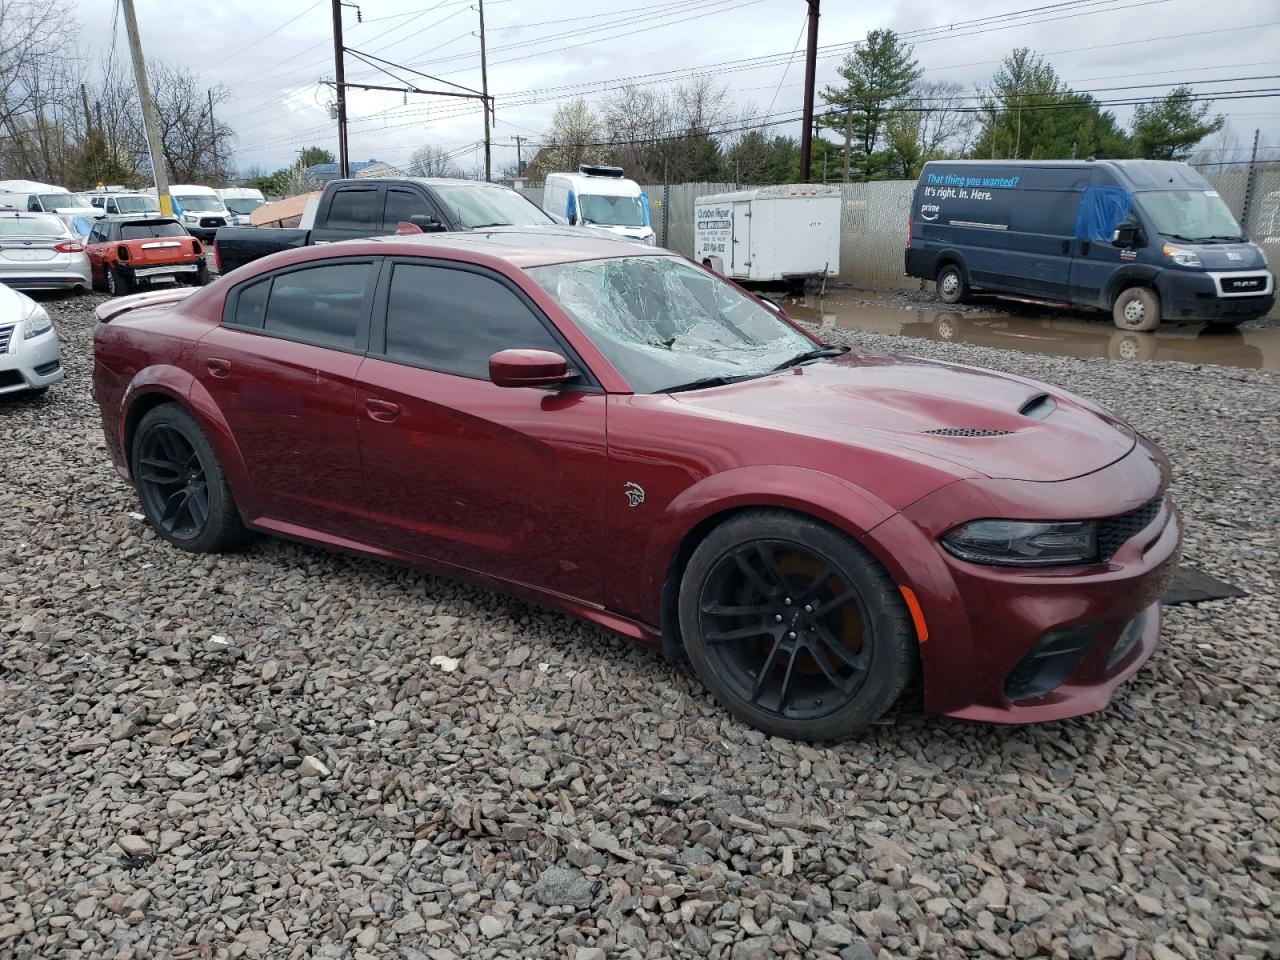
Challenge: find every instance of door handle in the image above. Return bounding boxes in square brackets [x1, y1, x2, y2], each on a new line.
[1060, 240, 1070, 255]
[1081, 240, 1091, 256]
[364, 398, 401, 423]
[206, 357, 232, 378]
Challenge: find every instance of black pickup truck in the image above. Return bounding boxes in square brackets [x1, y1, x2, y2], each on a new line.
[213, 177, 558, 274]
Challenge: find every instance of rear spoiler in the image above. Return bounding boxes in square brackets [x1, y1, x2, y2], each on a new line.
[95, 287, 198, 324]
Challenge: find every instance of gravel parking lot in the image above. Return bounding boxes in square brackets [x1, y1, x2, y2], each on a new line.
[1, 293, 1277, 960]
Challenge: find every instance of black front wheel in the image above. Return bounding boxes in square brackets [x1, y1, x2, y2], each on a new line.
[678, 511, 915, 741]
[131, 405, 249, 552]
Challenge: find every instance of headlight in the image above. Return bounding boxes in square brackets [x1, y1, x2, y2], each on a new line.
[183, 213, 198, 222]
[1162, 243, 1201, 267]
[22, 302, 53, 340]
[941, 519, 1098, 567]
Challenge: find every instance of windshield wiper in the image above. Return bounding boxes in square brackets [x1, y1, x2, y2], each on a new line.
[1194, 234, 1245, 243]
[1161, 232, 1199, 243]
[771, 345, 849, 371]
[656, 373, 761, 394]
[469, 221, 512, 228]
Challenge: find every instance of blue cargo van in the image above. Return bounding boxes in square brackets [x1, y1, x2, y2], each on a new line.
[905, 159, 1274, 330]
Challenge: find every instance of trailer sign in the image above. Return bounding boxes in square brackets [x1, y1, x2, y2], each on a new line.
[695, 204, 732, 255]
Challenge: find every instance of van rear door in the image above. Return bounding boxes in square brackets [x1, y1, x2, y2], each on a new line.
[731, 202, 751, 276]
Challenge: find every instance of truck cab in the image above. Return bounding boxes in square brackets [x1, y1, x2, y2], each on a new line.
[543, 166, 654, 245]
[906, 159, 1274, 330]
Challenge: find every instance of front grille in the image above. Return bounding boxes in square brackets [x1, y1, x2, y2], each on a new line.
[1219, 274, 1267, 294]
[33, 359, 60, 377]
[1098, 498, 1162, 561]
[199, 217, 226, 228]
[0, 324, 12, 353]
[922, 427, 1013, 437]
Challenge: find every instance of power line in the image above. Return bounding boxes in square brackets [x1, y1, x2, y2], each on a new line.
[208, 0, 325, 69]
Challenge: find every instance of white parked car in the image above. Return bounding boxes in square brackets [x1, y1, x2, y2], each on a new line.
[0, 283, 63, 396]
[0, 212, 91, 292]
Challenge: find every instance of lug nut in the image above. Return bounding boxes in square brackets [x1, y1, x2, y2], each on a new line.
[774, 614, 783, 622]
[784, 597, 792, 605]
[804, 604, 813, 613]
[787, 631, 797, 640]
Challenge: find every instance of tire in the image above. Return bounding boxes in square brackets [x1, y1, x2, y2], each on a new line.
[191, 263, 211, 286]
[130, 404, 249, 553]
[677, 510, 915, 741]
[936, 263, 967, 304]
[106, 266, 133, 297]
[1112, 286, 1160, 331]
[1107, 331, 1158, 362]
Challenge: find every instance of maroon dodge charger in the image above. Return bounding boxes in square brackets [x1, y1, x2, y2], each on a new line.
[92, 229, 1181, 741]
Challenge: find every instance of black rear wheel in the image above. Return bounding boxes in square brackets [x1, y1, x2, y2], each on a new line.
[678, 511, 915, 740]
[131, 405, 249, 552]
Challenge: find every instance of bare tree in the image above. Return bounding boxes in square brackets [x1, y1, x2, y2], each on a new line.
[881, 80, 976, 179]
[408, 145, 463, 178]
[525, 98, 610, 185]
[1190, 122, 1243, 172]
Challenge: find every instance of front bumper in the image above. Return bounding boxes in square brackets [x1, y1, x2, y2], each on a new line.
[1156, 268, 1275, 322]
[0, 327, 64, 394]
[865, 438, 1181, 722]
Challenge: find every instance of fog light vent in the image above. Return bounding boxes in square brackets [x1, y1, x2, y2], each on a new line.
[1004, 623, 1099, 702]
[1106, 610, 1148, 670]
[922, 427, 1013, 437]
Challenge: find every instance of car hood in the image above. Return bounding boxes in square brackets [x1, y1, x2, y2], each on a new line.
[669, 349, 1136, 482]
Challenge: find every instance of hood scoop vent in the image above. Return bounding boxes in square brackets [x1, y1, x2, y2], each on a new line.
[922, 427, 1013, 437]
[1020, 394, 1058, 420]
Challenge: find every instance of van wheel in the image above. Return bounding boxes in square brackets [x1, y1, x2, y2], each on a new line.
[936, 264, 967, 304]
[1112, 286, 1160, 331]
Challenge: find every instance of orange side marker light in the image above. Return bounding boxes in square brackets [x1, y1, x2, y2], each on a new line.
[899, 586, 929, 643]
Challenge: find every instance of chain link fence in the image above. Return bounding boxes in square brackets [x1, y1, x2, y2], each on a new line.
[521, 167, 1280, 318]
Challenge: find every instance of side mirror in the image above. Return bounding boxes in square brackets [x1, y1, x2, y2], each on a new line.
[409, 213, 445, 233]
[489, 349, 575, 389]
[1112, 221, 1141, 247]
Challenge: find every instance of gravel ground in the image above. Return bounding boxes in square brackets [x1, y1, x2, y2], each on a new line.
[1, 292, 1277, 960]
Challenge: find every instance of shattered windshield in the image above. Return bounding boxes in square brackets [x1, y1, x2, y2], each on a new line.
[528, 256, 815, 393]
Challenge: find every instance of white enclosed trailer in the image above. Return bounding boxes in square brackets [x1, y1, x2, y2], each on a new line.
[696, 183, 844, 281]
[693, 184, 841, 284]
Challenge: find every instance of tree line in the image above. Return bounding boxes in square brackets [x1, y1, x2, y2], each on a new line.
[522, 31, 1229, 187]
[0, 1, 235, 188]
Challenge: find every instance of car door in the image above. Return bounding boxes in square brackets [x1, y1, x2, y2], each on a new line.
[85, 222, 111, 282]
[356, 259, 608, 603]
[194, 257, 379, 538]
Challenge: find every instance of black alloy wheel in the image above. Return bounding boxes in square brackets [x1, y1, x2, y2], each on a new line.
[136, 423, 209, 540]
[130, 405, 249, 553]
[679, 511, 914, 741]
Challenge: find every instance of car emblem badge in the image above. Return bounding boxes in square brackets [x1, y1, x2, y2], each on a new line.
[624, 482, 645, 508]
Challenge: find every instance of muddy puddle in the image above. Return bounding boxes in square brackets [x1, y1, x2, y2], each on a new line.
[781, 292, 1280, 372]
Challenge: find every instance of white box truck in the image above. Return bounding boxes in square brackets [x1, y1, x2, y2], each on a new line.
[694, 185, 841, 285]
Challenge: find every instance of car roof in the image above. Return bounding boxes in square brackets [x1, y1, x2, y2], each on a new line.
[99, 214, 179, 223]
[367, 226, 673, 267]
[0, 210, 64, 222]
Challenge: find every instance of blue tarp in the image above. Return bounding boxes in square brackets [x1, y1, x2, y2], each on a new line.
[1075, 186, 1133, 242]
[640, 191, 651, 227]
[566, 191, 576, 224]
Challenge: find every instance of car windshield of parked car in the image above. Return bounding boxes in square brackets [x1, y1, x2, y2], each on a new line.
[176, 195, 224, 212]
[116, 196, 160, 213]
[528, 256, 815, 393]
[579, 194, 646, 228]
[1137, 189, 1244, 241]
[0, 217, 65, 237]
[226, 198, 264, 215]
[120, 221, 188, 240]
[430, 184, 554, 228]
[39, 193, 91, 209]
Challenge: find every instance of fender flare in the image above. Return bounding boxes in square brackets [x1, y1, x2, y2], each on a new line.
[651, 465, 900, 662]
[120, 366, 261, 519]
[1105, 264, 1162, 305]
[932, 248, 970, 283]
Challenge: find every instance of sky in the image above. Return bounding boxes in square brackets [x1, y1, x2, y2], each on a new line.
[78, 0, 1280, 177]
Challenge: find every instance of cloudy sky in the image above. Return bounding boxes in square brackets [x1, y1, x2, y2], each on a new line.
[80, 0, 1280, 176]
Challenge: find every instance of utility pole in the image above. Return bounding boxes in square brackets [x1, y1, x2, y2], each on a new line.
[79, 83, 93, 142]
[841, 106, 852, 182]
[798, 0, 820, 183]
[513, 135, 525, 176]
[331, 0, 349, 177]
[207, 89, 219, 179]
[478, 0, 492, 181]
[120, 0, 172, 215]
[1240, 127, 1261, 234]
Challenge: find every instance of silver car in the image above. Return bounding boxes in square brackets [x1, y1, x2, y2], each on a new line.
[0, 283, 64, 396]
[0, 212, 91, 292]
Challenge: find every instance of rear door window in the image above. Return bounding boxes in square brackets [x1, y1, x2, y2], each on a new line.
[326, 188, 380, 231]
[262, 262, 375, 350]
[380, 263, 564, 379]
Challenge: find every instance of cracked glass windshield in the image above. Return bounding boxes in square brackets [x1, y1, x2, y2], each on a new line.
[528, 256, 815, 393]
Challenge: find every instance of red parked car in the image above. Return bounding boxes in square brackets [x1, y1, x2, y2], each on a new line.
[92, 230, 1181, 740]
[85, 215, 209, 295]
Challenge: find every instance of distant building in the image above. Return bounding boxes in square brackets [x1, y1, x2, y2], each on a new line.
[302, 159, 406, 189]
